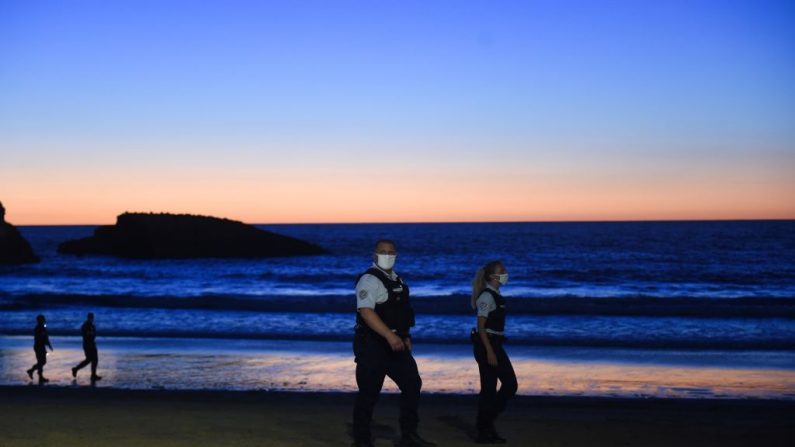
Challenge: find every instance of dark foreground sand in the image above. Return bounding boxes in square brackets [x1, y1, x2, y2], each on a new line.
[1, 386, 793, 447]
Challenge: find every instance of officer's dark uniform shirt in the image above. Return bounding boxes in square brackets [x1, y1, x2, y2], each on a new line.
[475, 284, 506, 335]
[355, 263, 415, 337]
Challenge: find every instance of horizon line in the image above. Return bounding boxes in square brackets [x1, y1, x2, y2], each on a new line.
[14, 217, 795, 227]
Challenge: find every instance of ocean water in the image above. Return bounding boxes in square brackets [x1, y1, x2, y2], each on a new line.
[1, 221, 794, 397]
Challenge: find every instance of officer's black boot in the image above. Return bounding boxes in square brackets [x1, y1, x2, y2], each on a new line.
[475, 411, 506, 444]
[475, 412, 492, 443]
[490, 430, 507, 444]
[476, 431, 506, 444]
[475, 431, 492, 444]
[398, 431, 436, 447]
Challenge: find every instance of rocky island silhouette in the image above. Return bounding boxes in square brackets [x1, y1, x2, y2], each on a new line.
[0, 201, 40, 264]
[58, 212, 327, 259]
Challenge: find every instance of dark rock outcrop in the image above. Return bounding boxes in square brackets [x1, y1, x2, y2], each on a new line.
[58, 212, 327, 259]
[0, 201, 40, 264]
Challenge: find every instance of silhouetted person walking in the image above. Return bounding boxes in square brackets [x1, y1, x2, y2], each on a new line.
[72, 312, 101, 381]
[26, 314, 53, 383]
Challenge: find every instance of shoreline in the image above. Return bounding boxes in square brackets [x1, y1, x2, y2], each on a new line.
[2, 330, 794, 351]
[3, 335, 794, 400]
[2, 386, 794, 446]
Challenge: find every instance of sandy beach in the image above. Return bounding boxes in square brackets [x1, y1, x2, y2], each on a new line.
[1, 386, 793, 447]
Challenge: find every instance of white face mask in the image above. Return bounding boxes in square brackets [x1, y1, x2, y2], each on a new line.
[495, 273, 509, 285]
[376, 254, 396, 270]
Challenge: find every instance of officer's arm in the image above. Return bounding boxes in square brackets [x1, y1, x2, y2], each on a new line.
[358, 308, 405, 351]
[475, 292, 496, 359]
[403, 308, 413, 350]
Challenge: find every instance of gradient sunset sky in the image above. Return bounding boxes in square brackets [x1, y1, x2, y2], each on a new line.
[1, 0, 793, 225]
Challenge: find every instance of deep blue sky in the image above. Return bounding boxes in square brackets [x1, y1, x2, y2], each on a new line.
[1, 0, 793, 223]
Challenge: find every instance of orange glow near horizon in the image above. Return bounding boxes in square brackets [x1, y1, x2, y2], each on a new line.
[2, 142, 794, 225]
[2, 170, 793, 225]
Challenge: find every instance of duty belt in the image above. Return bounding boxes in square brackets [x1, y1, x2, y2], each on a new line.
[356, 324, 408, 338]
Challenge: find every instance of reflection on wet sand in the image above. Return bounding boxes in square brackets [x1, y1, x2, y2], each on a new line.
[1, 336, 793, 399]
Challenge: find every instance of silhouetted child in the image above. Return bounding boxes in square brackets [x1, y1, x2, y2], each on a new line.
[26, 314, 53, 383]
[72, 312, 102, 381]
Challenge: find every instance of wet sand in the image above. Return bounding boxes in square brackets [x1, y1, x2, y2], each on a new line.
[1, 386, 793, 447]
[3, 336, 794, 400]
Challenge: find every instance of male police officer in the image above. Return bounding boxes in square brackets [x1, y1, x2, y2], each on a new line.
[72, 312, 102, 381]
[26, 314, 53, 383]
[352, 239, 435, 447]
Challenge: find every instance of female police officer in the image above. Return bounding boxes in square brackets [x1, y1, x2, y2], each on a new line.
[352, 239, 435, 447]
[471, 260, 518, 444]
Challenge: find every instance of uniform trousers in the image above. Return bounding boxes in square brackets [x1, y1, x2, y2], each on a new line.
[472, 332, 518, 432]
[353, 332, 421, 442]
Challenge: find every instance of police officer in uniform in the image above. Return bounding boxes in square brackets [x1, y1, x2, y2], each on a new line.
[352, 239, 435, 447]
[26, 314, 53, 383]
[471, 260, 517, 444]
[72, 312, 102, 381]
